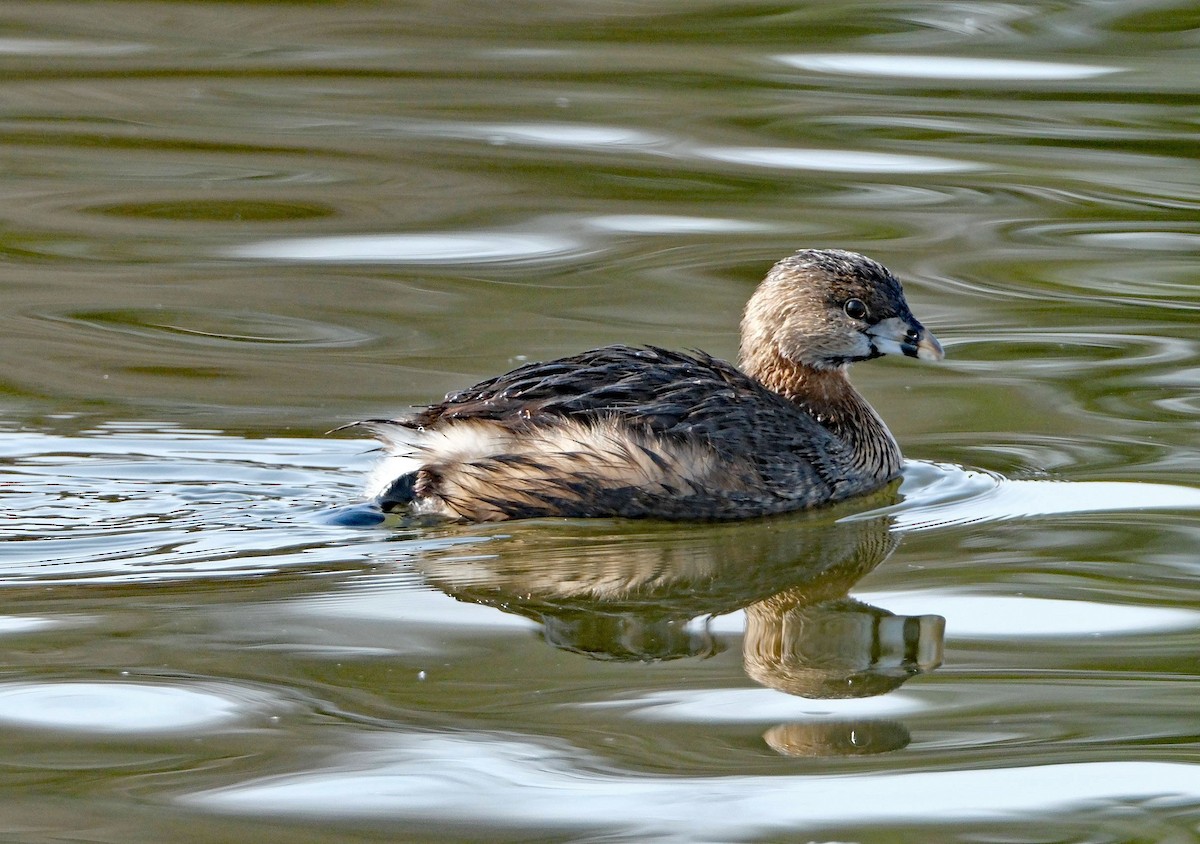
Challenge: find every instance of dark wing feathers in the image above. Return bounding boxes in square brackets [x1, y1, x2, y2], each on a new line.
[418, 345, 760, 427]
[416, 346, 715, 425]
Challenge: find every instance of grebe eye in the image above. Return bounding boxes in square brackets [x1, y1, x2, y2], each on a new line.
[844, 298, 868, 320]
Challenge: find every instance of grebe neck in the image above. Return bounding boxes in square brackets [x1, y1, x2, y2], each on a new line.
[742, 347, 902, 481]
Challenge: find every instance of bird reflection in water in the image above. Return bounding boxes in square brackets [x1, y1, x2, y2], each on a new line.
[410, 487, 944, 757]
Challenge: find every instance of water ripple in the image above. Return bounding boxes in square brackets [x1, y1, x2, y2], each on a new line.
[84, 200, 335, 223]
[1, 429, 392, 584]
[39, 308, 373, 349]
[873, 461, 1200, 531]
[1011, 220, 1200, 254]
[947, 331, 1195, 376]
[941, 330, 1200, 429]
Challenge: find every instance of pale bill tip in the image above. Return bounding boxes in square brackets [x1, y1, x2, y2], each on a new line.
[916, 333, 945, 362]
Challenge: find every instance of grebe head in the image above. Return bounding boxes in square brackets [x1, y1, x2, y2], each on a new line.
[740, 249, 943, 372]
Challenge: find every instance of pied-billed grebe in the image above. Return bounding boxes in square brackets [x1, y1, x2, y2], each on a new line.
[352, 249, 943, 521]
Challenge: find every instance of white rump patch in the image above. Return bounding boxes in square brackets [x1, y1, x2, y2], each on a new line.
[361, 417, 749, 520]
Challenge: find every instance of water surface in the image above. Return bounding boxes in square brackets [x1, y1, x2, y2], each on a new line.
[2, 2, 1200, 842]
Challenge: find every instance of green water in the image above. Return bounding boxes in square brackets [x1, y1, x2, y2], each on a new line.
[2, 2, 1200, 841]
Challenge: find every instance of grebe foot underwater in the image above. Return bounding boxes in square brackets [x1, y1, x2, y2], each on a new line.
[348, 249, 944, 522]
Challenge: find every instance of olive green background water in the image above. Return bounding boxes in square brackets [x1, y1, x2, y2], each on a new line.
[3, 2, 1200, 842]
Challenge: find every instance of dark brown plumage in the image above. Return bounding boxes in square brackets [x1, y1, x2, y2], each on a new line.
[352, 248, 943, 521]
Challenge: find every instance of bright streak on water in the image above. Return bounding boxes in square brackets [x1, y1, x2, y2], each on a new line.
[451, 122, 663, 148]
[226, 232, 585, 264]
[0, 38, 149, 56]
[852, 594, 1200, 639]
[777, 53, 1122, 80]
[0, 617, 62, 635]
[697, 146, 980, 173]
[587, 214, 771, 234]
[580, 687, 925, 722]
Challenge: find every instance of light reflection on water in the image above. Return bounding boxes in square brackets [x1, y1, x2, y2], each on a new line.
[851, 593, 1200, 639]
[185, 732, 1200, 840]
[228, 231, 588, 264]
[694, 145, 980, 173]
[0, 681, 270, 734]
[2, 0, 1200, 840]
[775, 53, 1123, 80]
